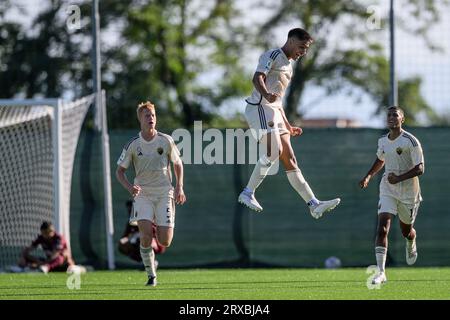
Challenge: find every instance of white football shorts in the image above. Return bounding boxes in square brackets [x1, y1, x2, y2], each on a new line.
[130, 192, 175, 228]
[378, 195, 420, 224]
[245, 103, 289, 141]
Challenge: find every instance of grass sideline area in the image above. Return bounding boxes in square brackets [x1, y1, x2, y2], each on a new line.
[0, 268, 449, 300]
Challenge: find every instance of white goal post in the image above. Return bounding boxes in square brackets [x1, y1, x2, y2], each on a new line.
[0, 92, 115, 270]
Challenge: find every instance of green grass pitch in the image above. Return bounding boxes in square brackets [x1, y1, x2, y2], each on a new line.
[1, 268, 449, 300]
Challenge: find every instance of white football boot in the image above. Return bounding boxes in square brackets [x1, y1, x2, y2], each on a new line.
[238, 190, 263, 212]
[371, 271, 387, 285]
[406, 238, 418, 265]
[310, 198, 341, 219]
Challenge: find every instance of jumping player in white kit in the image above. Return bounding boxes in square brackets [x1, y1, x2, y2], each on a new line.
[238, 28, 340, 219]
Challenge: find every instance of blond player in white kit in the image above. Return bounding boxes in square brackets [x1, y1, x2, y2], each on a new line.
[360, 106, 424, 285]
[116, 101, 186, 286]
[238, 28, 340, 218]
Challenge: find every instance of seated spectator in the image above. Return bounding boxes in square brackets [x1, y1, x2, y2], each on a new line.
[18, 221, 81, 273]
[118, 200, 166, 263]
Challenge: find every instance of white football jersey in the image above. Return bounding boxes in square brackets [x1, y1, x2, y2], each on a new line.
[376, 130, 424, 204]
[245, 48, 292, 109]
[117, 131, 181, 196]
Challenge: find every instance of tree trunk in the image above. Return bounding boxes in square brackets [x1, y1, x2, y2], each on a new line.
[179, 95, 194, 127]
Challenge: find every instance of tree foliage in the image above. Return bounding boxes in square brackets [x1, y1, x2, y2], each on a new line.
[0, 0, 92, 98]
[257, 0, 447, 124]
[94, 0, 253, 128]
[0, 0, 447, 128]
[0, 0, 252, 129]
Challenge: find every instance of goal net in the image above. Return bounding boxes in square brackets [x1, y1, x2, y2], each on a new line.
[0, 95, 96, 269]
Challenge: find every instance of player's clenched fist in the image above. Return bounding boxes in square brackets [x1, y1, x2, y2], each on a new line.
[359, 176, 370, 189]
[290, 127, 303, 137]
[129, 185, 141, 198]
[264, 92, 280, 103]
[175, 185, 186, 205]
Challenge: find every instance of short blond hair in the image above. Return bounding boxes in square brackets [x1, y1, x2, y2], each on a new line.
[136, 101, 155, 119]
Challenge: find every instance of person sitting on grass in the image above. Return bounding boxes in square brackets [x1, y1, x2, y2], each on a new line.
[18, 221, 83, 274]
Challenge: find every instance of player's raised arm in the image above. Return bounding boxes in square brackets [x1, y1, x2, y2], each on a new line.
[252, 72, 280, 103]
[253, 70, 301, 136]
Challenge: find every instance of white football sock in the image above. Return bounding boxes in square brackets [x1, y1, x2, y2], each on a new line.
[406, 237, 416, 250]
[375, 246, 387, 273]
[246, 155, 274, 192]
[286, 169, 317, 204]
[140, 245, 156, 278]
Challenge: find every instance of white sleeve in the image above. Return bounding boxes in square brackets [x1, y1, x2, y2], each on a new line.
[117, 147, 132, 169]
[168, 138, 182, 164]
[376, 139, 385, 161]
[255, 51, 273, 75]
[410, 143, 424, 170]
